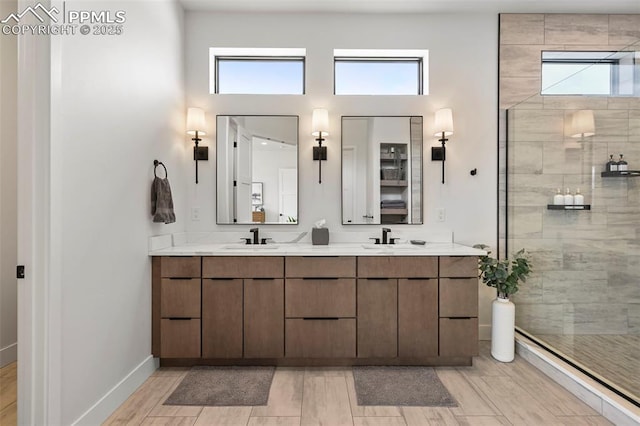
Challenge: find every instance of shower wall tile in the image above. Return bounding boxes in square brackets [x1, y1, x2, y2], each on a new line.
[517, 303, 564, 334]
[511, 206, 543, 238]
[608, 15, 640, 45]
[608, 97, 640, 110]
[607, 270, 640, 304]
[543, 97, 608, 111]
[541, 271, 608, 303]
[509, 237, 563, 270]
[628, 304, 640, 335]
[593, 110, 630, 144]
[513, 110, 564, 142]
[542, 141, 585, 175]
[511, 173, 562, 206]
[513, 141, 543, 174]
[563, 303, 628, 334]
[512, 275, 543, 304]
[500, 45, 546, 78]
[500, 78, 541, 110]
[629, 110, 640, 140]
[544, 14, 609, 45]
[561, 243, 611, 272]
[500, 14, 544, 45]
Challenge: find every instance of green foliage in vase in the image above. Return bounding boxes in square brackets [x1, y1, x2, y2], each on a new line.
[473, 244, 532, 299]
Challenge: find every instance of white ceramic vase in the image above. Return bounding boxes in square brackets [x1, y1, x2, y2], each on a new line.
[491, 297, 515, 362]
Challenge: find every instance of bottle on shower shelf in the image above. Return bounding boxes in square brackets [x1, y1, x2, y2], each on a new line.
[618, 154, 628, 172]
[607, 155, 618, 172]
[564, 188, 574, 206]
[574, 188, 584, 206]
[553, 188, 564, 205]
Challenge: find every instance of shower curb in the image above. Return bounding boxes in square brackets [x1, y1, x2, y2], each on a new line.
[515, 334, 640, 425]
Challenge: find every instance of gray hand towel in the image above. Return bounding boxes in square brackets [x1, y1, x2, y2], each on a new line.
[151, 176, 176, 224]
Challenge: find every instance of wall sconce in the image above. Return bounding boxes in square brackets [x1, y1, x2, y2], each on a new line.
[312, 108, 329, 184]
[432, 108, 454, 184]
[186, 107, 209, 184]
[571, 110, 595, 139]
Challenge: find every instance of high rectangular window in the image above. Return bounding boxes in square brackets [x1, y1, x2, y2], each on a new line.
[210, 48, 306, 95]
[334, 49, 428, 95]
[541, 51, 639, 96]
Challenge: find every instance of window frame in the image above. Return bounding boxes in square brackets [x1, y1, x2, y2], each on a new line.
[541, 51, 638, 96]
[210, 48, 306, 95]
[333, 49, 429, 96]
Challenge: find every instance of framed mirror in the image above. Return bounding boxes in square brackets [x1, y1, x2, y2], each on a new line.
[217, 115, 299, 224]
[342, 116, 423, 225]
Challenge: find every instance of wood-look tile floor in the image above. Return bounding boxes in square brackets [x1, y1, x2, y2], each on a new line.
[104, 343, 614, 425]
[0, 362, 17, 426]
[535, 334, 640, 405]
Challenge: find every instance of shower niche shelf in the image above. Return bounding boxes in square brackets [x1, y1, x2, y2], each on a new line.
[547, 205, 591, 211]
[601, 171, 640, 177]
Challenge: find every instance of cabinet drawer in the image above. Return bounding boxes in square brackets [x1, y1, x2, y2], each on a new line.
[440, 256, 477, 278]
[357, 256, 437, 278]
[285, 279, 355, 318]
[439, 318, 478, 357]
[285, 318, 356, 358]
[286, 256, 356, 278]
[160, 279, 201, 318]
[203, 256, 284, 278]
[440, 278, 478, 318]
[160, 256, 201, 278]
[160, 318, 201, 358]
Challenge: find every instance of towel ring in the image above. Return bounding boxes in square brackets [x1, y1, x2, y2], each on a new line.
[153, 160, 168, 178]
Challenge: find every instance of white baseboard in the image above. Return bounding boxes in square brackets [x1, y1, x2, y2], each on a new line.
[71, 355, 158, 426]
[0, 342, 17, 367]
[516, 335, 640, 425]
[479, 324, 491, 341]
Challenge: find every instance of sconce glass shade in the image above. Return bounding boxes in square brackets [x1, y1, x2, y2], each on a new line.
[187, 107, 207, 136]
[434, 108, 454, 137]
[571, 110, 595, 138]
[311, 108, 329, 136]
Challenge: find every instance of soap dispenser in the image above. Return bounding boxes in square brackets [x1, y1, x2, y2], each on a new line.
[618, 154, 628, 172]
[607, 155, 618, 172]
[553, 188, 564, 205]
[564, 188, 574, 206]
[574, 188, 584, 206]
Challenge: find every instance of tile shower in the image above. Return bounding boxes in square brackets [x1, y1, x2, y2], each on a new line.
[505, 42, 640, 404]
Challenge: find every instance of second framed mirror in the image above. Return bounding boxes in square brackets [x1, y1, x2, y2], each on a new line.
[342, 116, 423, 225]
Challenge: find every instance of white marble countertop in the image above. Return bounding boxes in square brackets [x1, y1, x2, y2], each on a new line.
[149, 242, 485, 257]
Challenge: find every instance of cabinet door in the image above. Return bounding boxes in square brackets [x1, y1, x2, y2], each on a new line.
[440, 318, 479, 357]
[440, 278, 478, 318]
[160, 278, 201, 318]
[160, 318, 201, 358]
[244, 279, 284, 358]
[357, 279, 397, 358]
[202, 279, 243, 358]
[398, 279, 438, 357]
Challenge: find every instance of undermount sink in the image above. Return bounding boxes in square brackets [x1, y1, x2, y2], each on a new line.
[360, 243, 419, 250]
[223, 244, 280, 250]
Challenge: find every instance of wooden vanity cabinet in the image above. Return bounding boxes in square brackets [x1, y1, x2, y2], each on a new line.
[285, 256, 357, 358]
[398, 279, 438, 357]
[201, 279, 243, 358]
[439, 256, 479, 357]
[202, 256, 285, 359]
[357, 278, 398, 358]
[153, 256, 201, 358]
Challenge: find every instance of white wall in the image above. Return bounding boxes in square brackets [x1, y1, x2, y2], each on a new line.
[185, 11, 498, 334]
[48, 1, 186, 423]
[0, 0, 18, 367]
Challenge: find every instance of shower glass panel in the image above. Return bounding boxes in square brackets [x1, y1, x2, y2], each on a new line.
[505, 40, 640, 405]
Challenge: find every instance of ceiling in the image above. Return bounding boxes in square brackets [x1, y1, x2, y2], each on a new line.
[179, 0, 640, 14]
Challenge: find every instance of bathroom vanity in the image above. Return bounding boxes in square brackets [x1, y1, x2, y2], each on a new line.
[150, 243, 482, 367]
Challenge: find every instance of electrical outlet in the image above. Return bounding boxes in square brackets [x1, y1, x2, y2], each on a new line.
[437, 208, 446, 222]
[191, 207, 200, 221]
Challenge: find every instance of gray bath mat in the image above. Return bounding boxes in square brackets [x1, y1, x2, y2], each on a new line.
[353, 366, 457, 407]
[163, 366, 275, 406]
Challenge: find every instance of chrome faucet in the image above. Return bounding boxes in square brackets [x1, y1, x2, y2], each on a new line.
[250, 227, 259, 245]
